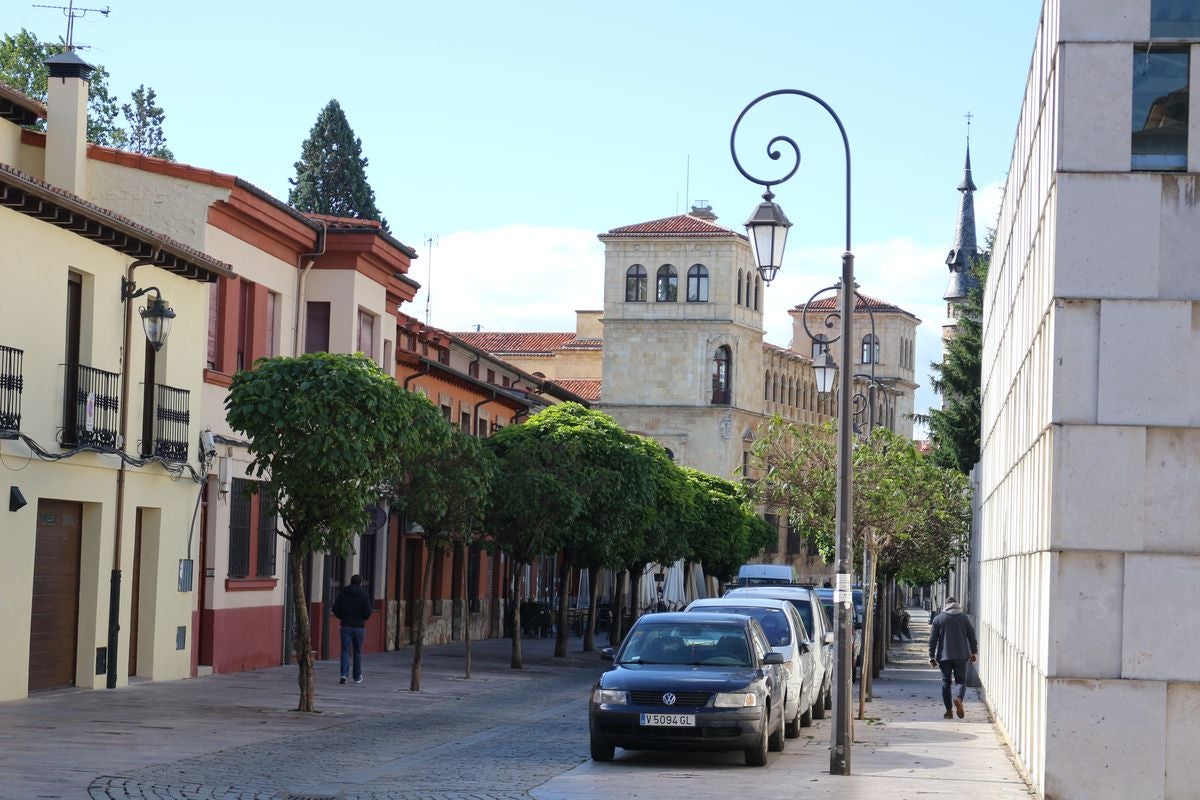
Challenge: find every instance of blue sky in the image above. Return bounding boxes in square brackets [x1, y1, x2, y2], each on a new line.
[16, 0, 1045, 431]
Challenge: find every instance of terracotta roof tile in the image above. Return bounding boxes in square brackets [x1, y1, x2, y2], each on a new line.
[797, 292, 912, 316]
[600, 213, 743, 239]
[456, 332, 580, 355]
[546, 378, 601, 402]
[304, 213, 383, 229]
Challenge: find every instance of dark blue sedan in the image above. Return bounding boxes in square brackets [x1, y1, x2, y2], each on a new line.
[588, 612, 787, 766]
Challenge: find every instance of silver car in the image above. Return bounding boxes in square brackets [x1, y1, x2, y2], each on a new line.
[724, 585, 833, 717]
[686, 596, 816, 735]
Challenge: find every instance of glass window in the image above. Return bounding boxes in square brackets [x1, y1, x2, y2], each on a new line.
[711, 346, 731, 404]
[811, 334, 829, 359]
[686, 264, 709, 302]
[1132, 48, 1189, 171]
[1152, 0, 1200, 37]
[737, 269, 744, 305]
[861, 334, 880, 364]
[625, 264, 647, 302]
[656, 264, 678, 302]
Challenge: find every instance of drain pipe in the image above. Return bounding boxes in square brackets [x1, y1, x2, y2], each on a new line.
[108, 247, 162, 689]
[292, 221, 327, 355]
[403, 360, 431, 390]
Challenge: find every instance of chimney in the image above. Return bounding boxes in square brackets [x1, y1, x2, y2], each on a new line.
[689, 201, 717, 221]
[44, 50, 94, 197]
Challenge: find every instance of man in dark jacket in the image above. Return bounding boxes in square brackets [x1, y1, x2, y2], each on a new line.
[333, 574, 372, 684]
[928, 597, 978, 719]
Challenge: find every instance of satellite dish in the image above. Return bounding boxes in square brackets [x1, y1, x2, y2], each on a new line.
[366, 505, 387, 532]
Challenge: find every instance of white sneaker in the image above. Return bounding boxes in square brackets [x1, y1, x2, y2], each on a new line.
[354, 677, 363, 683]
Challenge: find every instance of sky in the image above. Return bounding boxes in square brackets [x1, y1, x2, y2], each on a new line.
[9, 0, 1046, 433]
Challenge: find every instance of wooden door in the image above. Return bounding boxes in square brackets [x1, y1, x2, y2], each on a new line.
[29, 500, 82, 691]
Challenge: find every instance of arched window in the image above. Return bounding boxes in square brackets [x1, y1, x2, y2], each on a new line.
[754, 275, 761, 310]
[687, 264, 709, 302]
[625, 264, 647, 302]
[862, 334, 880, 364]
[745, 272, 753, 308]
[764, 372, 771, 400]
[772, 373, 779, 403]
[711, 346, 732, 404]
[737, 270, 744, 305]
[656, 264, 678, 302]
[811, 334, 829, 359]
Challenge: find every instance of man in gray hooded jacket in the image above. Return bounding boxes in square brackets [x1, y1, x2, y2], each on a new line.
[928, 597, 978, 719]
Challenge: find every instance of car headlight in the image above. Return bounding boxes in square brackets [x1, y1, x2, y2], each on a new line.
[713, 692, 757, 708]
[593, 688, 629, 705]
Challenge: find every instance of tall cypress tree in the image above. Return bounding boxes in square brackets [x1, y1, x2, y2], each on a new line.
[915, 252, 988, 474]
[288, 99, 388, 230]
[122, 85, 173, 160]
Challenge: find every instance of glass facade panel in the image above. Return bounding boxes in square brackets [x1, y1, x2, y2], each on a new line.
[1132, 49, 1189, 170]
[1152, 0, 1200, 37]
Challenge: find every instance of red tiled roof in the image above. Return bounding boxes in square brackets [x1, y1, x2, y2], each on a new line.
[600, 213, 743, 239]
[304, 213, 383, 229]
[797, 293, 912, 315]
[560, 337, 602, 351]
[456, 332, 579, 355]
[546, 378, 601, 402]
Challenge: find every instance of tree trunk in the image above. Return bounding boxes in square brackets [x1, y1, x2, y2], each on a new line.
[289, 548, 315, 712]
[628, 566, 643, 623]
[554, 551, 572, 658]
[410, 539, 436, 691]
[583, 561, 601, 652]
[509, 562, 524, 669]
[857, 546, 879, 719]
[609, 570, 627, 647]
[462, 542, 472, 680]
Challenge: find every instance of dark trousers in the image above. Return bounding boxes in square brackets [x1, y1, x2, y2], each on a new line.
[340, 626, 365, 681]
[939, 658, 968, 710]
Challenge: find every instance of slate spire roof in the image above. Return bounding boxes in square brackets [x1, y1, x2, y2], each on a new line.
[944, 142, 983, 302]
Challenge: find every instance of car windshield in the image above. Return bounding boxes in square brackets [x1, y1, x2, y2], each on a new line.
[693, 606, 790, 647]
[618, 622, 752, 667]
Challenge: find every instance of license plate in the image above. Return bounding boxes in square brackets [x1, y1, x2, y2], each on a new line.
[640, 713, 695, 727]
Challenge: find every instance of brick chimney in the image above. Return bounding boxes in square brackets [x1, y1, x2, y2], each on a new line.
[44, 50, 94, 197]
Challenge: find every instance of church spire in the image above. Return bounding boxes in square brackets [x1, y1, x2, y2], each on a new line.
[944, 120, 981, 304]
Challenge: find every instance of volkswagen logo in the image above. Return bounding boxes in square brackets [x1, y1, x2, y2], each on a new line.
[662, 693, 676, 706]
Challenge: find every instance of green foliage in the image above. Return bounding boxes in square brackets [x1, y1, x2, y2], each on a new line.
[288, 99, 388, 230]
[916, 249, 990, 474]
[122, 85, 173, 160]
[394, 427, 495, 545]
[749, 417, 971, 580]
[0, 28, 173, 156]
[225, 352, 444, 556]
[679, 468, 769, 583]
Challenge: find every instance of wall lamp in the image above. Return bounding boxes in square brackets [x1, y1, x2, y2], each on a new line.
[121, 277, 176, 351]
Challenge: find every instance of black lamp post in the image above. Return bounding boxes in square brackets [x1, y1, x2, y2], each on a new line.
[731, 88, 856, 775]
[122, 276, 176, 351]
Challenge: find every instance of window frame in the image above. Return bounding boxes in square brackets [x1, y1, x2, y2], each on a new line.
[655, 264, 678, 303]
[625, 264, 647, 302]
[1132, 46, 1190, 171]
[686, 264, 709, 303]
[711, 345, 732, 405]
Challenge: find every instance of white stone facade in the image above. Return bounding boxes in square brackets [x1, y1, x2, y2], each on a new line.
[980, 2, 1200, 796]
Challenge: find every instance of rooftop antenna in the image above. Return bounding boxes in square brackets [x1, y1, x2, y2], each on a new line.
[33, 0, 110, 50]
[685, 154, 691, 212]
[423, 233, 437, 325]
[965, 110, 973, 145]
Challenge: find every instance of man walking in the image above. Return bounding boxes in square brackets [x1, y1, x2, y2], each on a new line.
[333, 574, 372, 685]
[928, 597, 978, 719]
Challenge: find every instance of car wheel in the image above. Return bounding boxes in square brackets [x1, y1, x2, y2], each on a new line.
[800, 700, 814, 728]
[768, 703, 786, 752]
[812, 687, 827, 719]
[745, 710, 769, 766]
[785, 701, 801, 738]
[590, 735, 614, 762]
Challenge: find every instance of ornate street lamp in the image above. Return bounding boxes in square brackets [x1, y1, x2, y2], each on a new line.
[731, 88, 856, 775]
[744, 191, 792, 284]
[122, 277, 176, 351]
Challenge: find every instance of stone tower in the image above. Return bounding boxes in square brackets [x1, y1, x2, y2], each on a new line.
[943, 140, 982, 339]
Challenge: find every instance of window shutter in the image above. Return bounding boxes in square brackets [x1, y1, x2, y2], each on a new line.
[207, 283, 219, 369]
[236, 281, 249, 370]
[264, 292, 277, 359]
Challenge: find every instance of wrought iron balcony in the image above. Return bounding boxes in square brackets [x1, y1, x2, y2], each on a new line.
[0, 345, 22, 437]
[144, 383, 190, 462]
[61, 363, 119, 448]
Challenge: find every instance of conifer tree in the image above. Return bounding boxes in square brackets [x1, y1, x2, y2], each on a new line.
[915, 251, 988, 475]
[288, 99, 388, 230]
[122, 85, 173, 160]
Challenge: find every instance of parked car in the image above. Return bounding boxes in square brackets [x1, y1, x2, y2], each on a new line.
[723, 585, 833, 714]
[732, 563, 799, 586]
[589, 611, 787, 766]
[813, 587, 863, 678]
[684, 596, 816, 736]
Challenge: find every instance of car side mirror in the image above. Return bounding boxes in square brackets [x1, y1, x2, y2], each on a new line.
[797, 641, 810, 654]
[762, 651, 785, 665]
[601, 647, 615, 662]
[854, 620, 863, 630]
[824, 631, 835, 645]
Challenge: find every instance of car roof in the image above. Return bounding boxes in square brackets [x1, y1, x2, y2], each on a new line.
[637, 611, 750, 626]
[725, 586, 817, 601]
[689, 597, 792, 610]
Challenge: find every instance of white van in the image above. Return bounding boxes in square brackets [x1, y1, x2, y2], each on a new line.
[735, 563, 799, 586]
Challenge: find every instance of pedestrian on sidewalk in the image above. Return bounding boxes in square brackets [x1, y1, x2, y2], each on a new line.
[333, 574, 372, 685]
[928, 597, 978, 719]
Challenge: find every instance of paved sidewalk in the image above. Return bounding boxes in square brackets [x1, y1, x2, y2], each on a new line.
[0, 615, 1035, 800]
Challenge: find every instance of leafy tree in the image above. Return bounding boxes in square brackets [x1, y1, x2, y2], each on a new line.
[122, 85, 173, 160]
[225, 353, 444, 711]
[680, 468, 772, 585]
[0, 28, 174, 153]
[393, 428, 494, 689]
[916, 248, 990, 474]
[288, 99, 388, 230]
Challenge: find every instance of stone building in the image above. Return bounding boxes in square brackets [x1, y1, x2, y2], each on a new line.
[979, 2, 1200, 797]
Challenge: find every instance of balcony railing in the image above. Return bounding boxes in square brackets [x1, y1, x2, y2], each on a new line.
[146, 383, 190, 462]
[0, 345, 22, 436]
[61, 363, 119, 448]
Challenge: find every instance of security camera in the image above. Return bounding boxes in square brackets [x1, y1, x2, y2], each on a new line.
[199, 430, 217, 459]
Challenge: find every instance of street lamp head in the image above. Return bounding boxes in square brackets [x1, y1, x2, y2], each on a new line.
[744, 190, 791, 284]
[813, 348, 838, 394]
[139, 292, 175, 351]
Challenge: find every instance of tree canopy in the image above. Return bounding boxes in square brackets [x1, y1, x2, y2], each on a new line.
[0, 28, 174, 157]
[288, 99, 388, 230]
